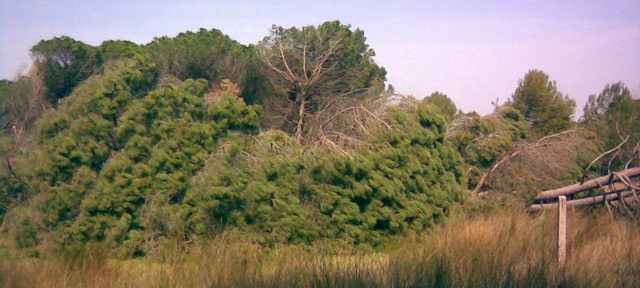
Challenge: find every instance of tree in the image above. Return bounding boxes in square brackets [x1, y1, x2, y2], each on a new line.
[145, 29, 270, 105]
[0, 136, 29, 217]
[0, 25, 476, 254]
[447, 106, 529, 190]
[0, 80, 10, 101]
[0, 74, 48, 141]
[257, 21, 387, 143]
[31, 36, 101, 105]
[98, 40, 144, 61]
[0, 80, 11, 128]
[424, 92, 458, 123]
[583, 82, 633, 122]
[582, 82, 640, 170]
[510, 70, 575, 135]
[145, 29, 245, 82]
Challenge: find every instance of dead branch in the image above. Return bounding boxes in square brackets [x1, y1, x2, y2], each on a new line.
[625, 141, 640, 169]
[583, 134, 630, 177]
[470, 130, 576, 196]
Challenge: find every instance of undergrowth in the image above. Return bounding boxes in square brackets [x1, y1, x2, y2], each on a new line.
[1, 208, 637, 287]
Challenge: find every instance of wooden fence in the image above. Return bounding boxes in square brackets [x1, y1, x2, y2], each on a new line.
[528, 167, 640, 267]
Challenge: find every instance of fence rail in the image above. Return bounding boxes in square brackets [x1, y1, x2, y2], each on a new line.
[533, 167, 640, 202]
[527, 167, 640, 267]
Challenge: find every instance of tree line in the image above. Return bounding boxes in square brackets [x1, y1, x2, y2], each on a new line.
[0, 21, 637, 257]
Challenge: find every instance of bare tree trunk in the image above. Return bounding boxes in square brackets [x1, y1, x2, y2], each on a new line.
[295, 93, 306, 143]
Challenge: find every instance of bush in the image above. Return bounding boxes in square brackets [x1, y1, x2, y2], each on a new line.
[185, 99, 466, 246]
[14, 58, 261, 256]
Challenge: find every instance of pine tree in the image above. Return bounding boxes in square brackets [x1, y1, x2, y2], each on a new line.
[511, 70, 575, 135]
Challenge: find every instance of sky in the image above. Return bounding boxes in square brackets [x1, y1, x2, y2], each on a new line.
[1, 0, 639, 115]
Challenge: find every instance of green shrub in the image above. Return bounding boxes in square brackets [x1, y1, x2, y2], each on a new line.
[13, 218, 38, 249]
[17, 58, 261, 256]
[185, 99, 466, 246]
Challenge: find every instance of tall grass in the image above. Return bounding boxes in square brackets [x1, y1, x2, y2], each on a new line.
[1, 209, 638, 287]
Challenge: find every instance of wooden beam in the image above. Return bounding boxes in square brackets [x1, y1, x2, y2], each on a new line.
[533, 167, 640, 202]
[557, 196, 567, 268]
[528, 188, 637, 213]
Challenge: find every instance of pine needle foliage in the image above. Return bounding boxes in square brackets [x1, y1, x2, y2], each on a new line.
[185, 99, 466, 246]
[20, 59, 261, 256]
[447, 106, 529, 189]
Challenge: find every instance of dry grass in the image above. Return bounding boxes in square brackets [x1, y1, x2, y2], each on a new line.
[1, 209, 638, 288]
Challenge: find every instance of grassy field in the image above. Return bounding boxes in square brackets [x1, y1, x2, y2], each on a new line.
[1, 209, 638, 288]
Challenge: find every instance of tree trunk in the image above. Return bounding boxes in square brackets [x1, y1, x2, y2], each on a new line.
[294, 93, 306, 143]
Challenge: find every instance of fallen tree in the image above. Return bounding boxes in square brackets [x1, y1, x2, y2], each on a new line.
[470, 130, 577, 196]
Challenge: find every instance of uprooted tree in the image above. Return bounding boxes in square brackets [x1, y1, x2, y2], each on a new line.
[447, 102, 601, 200]
[468, 129, 600, 200]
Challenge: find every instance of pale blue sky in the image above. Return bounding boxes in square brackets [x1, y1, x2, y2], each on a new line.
[1, 0, 639, 114]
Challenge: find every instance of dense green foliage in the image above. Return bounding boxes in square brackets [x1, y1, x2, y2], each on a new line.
[511, 70, 576, 135]
[21, 59, 262, 256]
[31, 37, 102, 105]
[0, 81, 10, 126]
[0, 136, 29, 217]
[447, 103, 600, 199]
[0, 21, 633, 259]
[1, 78, 44, 212]
[30, 37, 152, 107]
[185, 100, 465, 246]
[1, 55, 467, 255]
[424, 92, 458, 123]
[145, 29, 270, 105]
[0, 80, 9, 101]
[3, 56, 464, 255]
[146, 29, 243, 83]
[447, 106, 529, 189]
[98, 40, 145, 61]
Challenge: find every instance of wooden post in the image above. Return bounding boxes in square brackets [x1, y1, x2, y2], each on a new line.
[557, 196, 567, 268]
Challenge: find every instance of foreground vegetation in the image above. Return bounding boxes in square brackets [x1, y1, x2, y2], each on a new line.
[2, 208, 638, 287]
